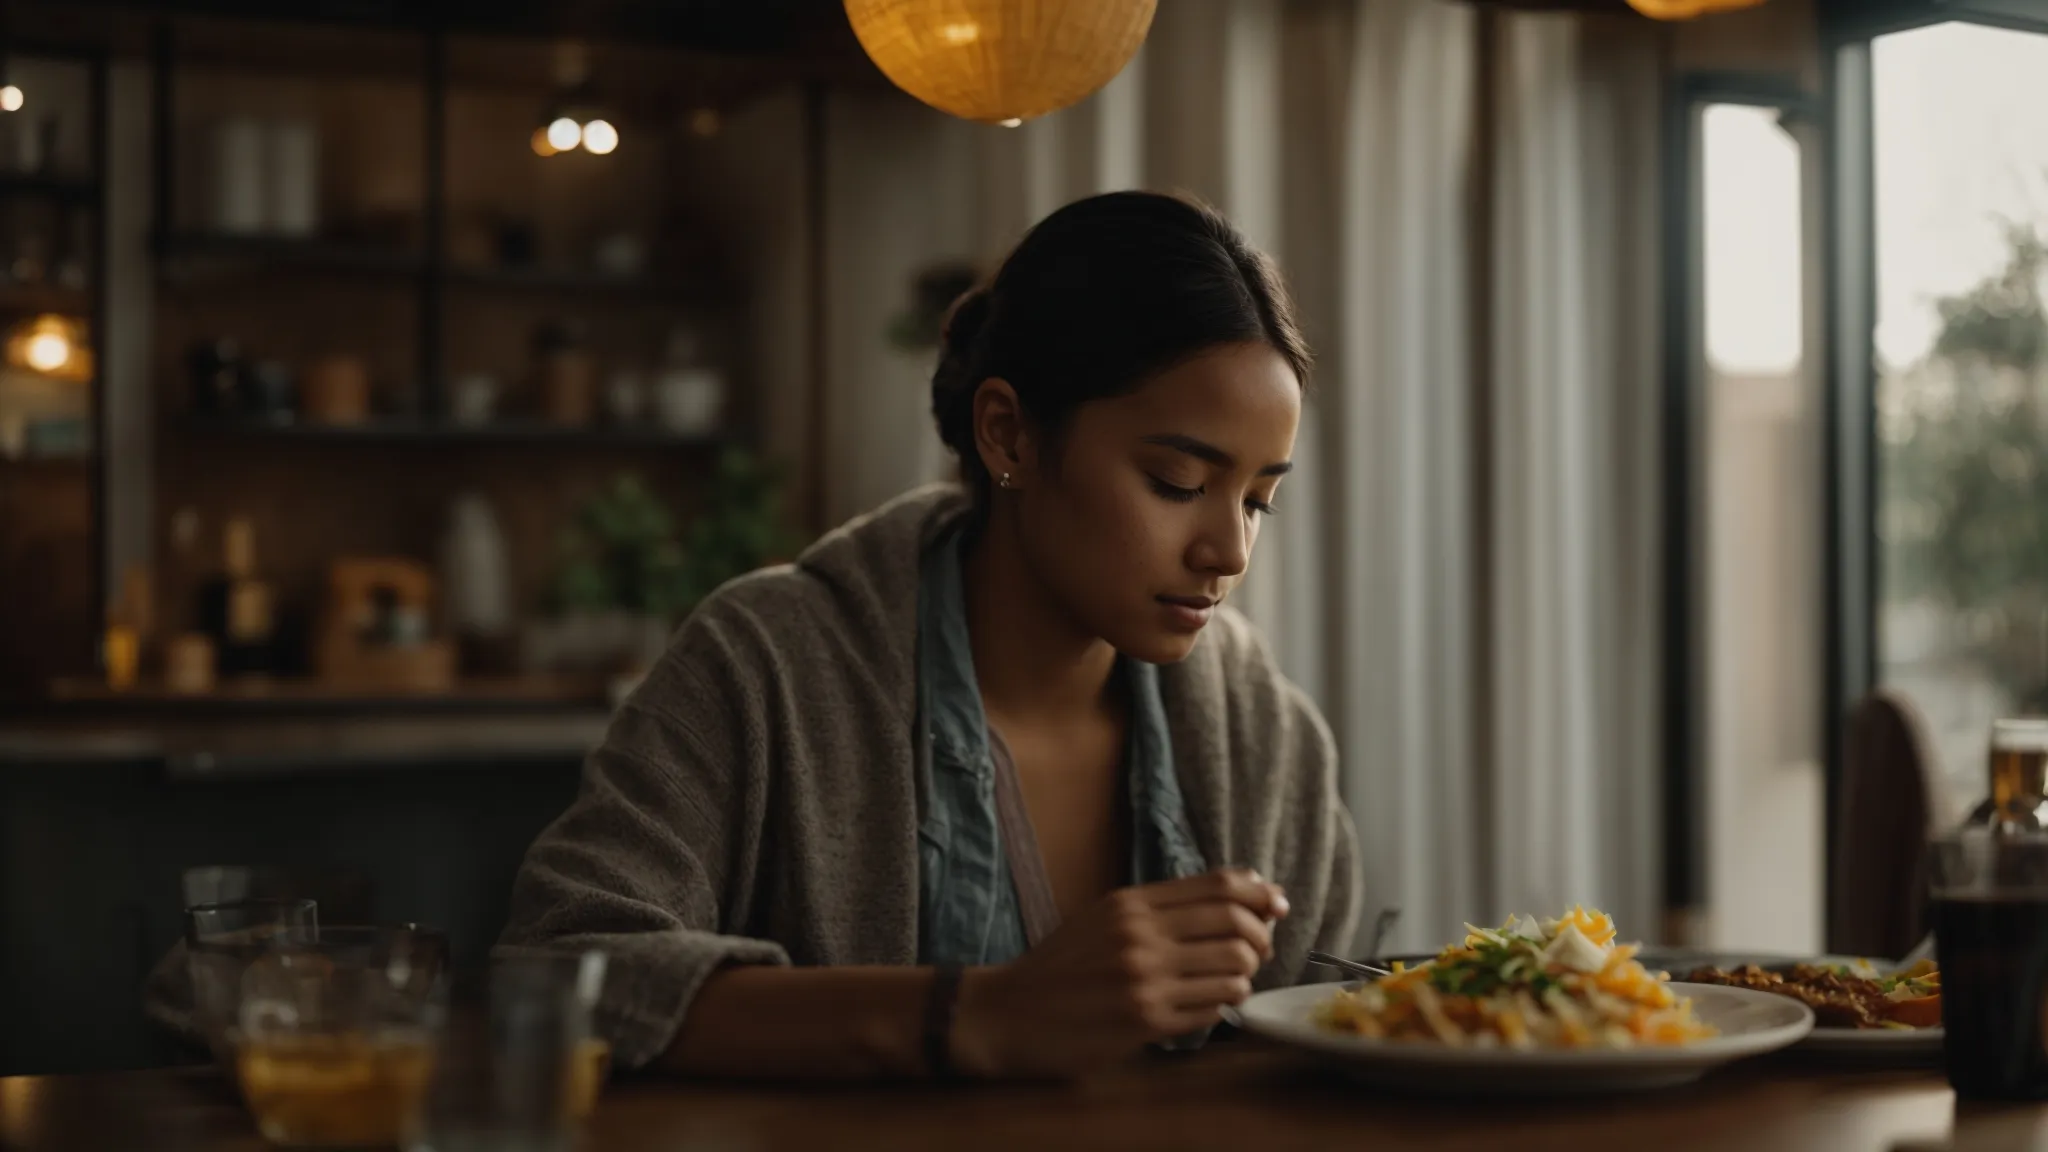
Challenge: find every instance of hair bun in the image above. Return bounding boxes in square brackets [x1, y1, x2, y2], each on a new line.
[931, 287, 993, 456]
[942, 287, 993, 358]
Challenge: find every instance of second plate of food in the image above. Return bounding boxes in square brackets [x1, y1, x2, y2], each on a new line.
[1675, 957, 1942, 1060]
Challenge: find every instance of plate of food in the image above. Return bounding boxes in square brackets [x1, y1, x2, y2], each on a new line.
[1238, 908, 1814, 1094]
[1677, 958, 1941, 1058]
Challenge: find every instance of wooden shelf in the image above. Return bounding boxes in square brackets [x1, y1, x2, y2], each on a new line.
[154, 232, 425, 278]
[155, 236, 717, 303]
[184, 414, 728, 448]
[0, 174, 97, 207]
[445, 262, 717, 303]
[0, 283, 92, 315]
[46, 674, 613, 714]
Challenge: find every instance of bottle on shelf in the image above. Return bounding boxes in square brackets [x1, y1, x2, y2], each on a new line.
[194, 515, 276, 679]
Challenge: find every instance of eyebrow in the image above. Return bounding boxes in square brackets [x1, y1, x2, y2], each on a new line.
[1140, 433, 1294, 477]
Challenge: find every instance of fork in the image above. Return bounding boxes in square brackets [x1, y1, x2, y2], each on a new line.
[1306, 950, 1392, 979]
[1304, 906, 1403, 981]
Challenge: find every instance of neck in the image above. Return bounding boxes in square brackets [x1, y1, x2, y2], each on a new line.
[960, 507, 1119, 722]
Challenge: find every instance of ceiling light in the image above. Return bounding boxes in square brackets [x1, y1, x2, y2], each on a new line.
[545, 117, 582, 152]
[581, 119, 618, 155]
[843, 0, 1155, 125]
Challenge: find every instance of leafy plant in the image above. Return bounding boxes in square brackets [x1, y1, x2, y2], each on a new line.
[673, 448, 803, 611]
[1883, 222, 2048, 709]
[549, 451, 803, 624]
[549, 474, 691, 619]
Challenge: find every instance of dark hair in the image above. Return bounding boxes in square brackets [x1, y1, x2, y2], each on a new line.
[931, 191, 1310, 506]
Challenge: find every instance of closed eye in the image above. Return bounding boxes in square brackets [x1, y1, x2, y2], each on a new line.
[1148, 476, 1202, 503]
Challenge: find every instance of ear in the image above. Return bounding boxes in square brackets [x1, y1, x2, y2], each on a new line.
[971, 377, 1039, 489]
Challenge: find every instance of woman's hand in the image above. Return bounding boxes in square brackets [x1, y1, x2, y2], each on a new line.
[950, 868, 1289, 1079]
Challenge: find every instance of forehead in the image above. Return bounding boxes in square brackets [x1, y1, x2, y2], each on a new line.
[1082, 342, 1302, 454]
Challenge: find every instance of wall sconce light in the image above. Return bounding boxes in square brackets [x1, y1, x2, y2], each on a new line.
[7, 313, 91, 381]
[0, 85, 22, 113]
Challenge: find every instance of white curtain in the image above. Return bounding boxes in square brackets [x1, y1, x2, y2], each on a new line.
[1315, 0, 1483, 954]
[1269, 0, 1665, 951]
[1485, 12, 1665, 940]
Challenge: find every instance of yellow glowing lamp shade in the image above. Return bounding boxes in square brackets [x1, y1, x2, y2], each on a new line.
[844, 0, 1157, 125]
[1626, 0, 1769, 18]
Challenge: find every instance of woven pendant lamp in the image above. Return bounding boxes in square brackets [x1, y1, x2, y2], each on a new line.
[843, 0, 1157, 125]
[1626, 0, 1768, 18]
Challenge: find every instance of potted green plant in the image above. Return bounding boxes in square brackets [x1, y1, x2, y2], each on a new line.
[530, 453, 802, 687]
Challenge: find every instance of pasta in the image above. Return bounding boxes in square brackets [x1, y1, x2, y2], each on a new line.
[1315, 908, 1718, 1050]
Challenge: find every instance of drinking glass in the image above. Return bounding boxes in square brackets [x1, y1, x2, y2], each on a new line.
[184, 897, 319, 1067]
[182, 864, 295, 909]
[406, 950, 609, 1152]
[1930, 827, 2048, 1099]
[233, 924, 450, 1148]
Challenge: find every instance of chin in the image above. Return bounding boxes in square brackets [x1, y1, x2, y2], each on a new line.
[1115, 630, 1204, 666]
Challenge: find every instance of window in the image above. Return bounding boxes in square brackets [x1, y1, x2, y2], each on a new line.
[1697, 100, 1824, 950]
[1873, 22, 2048, 813]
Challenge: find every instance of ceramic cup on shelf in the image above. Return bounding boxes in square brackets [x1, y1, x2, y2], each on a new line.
[211, 117, 268, 235]
[267, 120, 319, 238]
[451, 374, 500, 427]
[654, 366, 724, 436]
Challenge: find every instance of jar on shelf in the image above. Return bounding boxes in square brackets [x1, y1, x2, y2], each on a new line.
[537, 319, 596, 427]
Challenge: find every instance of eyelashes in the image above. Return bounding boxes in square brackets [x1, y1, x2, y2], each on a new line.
[1147, 476, 1279, 517]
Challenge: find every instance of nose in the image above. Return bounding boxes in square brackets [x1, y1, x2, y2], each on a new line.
[1187, 501, 1252, 580]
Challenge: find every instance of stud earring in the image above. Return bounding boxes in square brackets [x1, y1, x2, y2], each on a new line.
[998, 472, 1013, 490]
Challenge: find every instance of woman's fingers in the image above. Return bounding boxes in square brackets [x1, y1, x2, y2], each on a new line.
[1155, 902, 1273, 959]
[1171, 938, 1265, 977]
[1138, 869, 1290, 920]
[1165, 974, 1255, 1012]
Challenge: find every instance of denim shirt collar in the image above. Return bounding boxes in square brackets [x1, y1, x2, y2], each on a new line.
[915, 526, 1207, 967]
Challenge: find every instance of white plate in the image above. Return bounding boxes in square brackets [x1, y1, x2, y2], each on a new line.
[1235, 982, 1814, 1095]
[1796, 1024, 1942, 1058]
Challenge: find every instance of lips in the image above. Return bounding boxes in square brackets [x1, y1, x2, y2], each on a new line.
[1158, 594, 1218, 632]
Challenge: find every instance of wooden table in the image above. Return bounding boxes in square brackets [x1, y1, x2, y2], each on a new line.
[2, 1043, 2040, 1152]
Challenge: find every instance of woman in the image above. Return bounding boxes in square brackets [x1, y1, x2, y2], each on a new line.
[500, 191, 1359, 1080]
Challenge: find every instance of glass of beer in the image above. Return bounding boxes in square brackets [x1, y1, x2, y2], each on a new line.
[406, 950, 609, 1152]
[1930, 827, 2048, 1099]
[234, 925, 449, 1148]
[1975, 718, 2048, 832]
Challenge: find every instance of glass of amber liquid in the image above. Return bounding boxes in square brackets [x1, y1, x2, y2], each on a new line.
[233, 925, 449, 1148]
[407, 951, 609, 1152]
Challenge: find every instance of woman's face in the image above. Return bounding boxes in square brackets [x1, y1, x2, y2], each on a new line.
[1011, 341, 1302, 664]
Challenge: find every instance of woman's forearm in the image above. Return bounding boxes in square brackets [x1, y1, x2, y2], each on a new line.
[655, 965, 1001, 1080]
